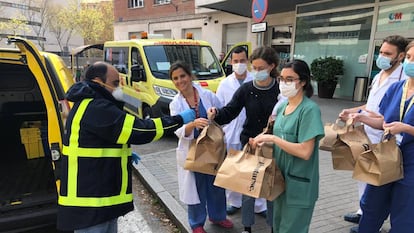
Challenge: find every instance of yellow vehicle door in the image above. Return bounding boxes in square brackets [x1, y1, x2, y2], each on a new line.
[8, 36, 67, 190]
[221, 42, 252, 76]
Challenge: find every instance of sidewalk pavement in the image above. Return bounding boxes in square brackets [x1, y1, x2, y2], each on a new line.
[132, 97, 391, 233]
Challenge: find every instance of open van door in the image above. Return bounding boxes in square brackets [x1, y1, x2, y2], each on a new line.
[221, 42, 251, 76]
[0, 36, 71, 232]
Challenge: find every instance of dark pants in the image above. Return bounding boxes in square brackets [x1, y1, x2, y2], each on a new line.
[359, 182, 414, 233]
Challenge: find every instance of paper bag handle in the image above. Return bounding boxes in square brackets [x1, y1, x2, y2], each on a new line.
[332, 118, 353, 131]
[381, 129, 393, 142]
[242, 144, 252, 155]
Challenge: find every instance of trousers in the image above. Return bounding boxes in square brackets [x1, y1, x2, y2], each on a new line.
[188, 172, 227, 229]
[242, 195, 273, 227]
[74, 218, 117, 233]
[359, 182, 414, 233]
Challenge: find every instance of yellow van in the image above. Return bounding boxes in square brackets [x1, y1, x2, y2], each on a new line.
[103, 35, 247, 118]
[0, 36, 73, 232]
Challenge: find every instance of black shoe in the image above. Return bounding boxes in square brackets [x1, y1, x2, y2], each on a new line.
[226, 205, 240, 215]
[350, 226, 358, 233]
[344, 213, 361, 223]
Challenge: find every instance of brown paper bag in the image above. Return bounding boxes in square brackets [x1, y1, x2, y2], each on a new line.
[319, 119, 350, 151]
[331, 124, 371, 170]
[352, 132, 404, 186]
[214, 144, 285, 201]
[184, 121, 226, 175]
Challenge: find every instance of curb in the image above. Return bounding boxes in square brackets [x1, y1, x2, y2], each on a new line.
[132, 149, 191, 233]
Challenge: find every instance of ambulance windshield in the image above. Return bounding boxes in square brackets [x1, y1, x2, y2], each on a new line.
[143, 45, 223, 80]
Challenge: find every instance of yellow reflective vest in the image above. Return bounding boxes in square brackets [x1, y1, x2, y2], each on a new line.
[57, 81, 183, 231]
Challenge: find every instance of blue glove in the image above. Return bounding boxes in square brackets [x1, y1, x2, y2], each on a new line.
[178, 108, 196, 124]
[131, 152, 141, 165]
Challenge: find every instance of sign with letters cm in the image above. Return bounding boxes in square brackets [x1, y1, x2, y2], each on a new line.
[252, 0, 268, 23]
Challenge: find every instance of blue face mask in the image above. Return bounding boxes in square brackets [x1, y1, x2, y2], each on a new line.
[403, 60, 414, 78]
[376, 55, 394, 71]
[252, 69, 269, 81]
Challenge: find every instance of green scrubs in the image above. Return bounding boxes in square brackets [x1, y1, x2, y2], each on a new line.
[272, 97, 324, 233]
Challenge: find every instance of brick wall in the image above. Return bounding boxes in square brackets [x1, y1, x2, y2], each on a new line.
[114, 0, 195, 22]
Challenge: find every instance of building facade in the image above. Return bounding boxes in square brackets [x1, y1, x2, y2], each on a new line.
[114, 0, 414, 99]
[0, 0, 84, 54]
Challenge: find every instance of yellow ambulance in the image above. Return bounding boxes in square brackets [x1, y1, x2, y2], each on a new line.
[103, 33, 248, 118]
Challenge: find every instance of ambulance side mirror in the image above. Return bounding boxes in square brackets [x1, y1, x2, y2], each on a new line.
[131, 65, 146, 82]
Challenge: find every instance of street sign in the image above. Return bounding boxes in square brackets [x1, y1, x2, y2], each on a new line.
[251, 22, 267, 33]
[252, 0, 268, 23]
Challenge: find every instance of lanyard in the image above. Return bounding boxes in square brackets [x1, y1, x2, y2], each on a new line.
[399, 80, 414, 121]
[186, 87, 199, 118]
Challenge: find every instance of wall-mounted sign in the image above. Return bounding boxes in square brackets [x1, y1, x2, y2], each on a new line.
[252, 0, 268, 23]
[251, 22, 267, 33]
[377, 3, 414, 32]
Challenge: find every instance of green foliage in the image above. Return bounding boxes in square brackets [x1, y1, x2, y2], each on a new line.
[310, 56, 344, 84]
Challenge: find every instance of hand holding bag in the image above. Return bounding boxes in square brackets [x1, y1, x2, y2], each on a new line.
[319, 119, 350, 151]
[214, 144, 285, 201]
[184, 120, 226, 175]
[331, 123, 371, 170]
[352, 130, 404, 186]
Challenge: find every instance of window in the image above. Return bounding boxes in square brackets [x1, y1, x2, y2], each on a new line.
[154, 0, 171, 5]
[104, 47, 129, 74]
[143, 45, 223, 80]
[129, 0, 143, 8]
[294, 7, 374, 98]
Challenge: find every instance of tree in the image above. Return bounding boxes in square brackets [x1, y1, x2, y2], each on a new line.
[98, 1, 114, 43]
[75, 0, 114, 44]
[21, 0, 49, 50]
[76, 5, 105, 43]
[0, 14, 30, 36]
[51, 0, 114, 49]
[48, 1, 77, 54]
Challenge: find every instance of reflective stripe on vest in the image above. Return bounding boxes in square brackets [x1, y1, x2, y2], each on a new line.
[152, 118, 163, 141]
[117, 114, 134, 144]
[59, 98, 133, 207]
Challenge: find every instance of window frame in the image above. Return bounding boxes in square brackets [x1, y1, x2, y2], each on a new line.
[129, 0, 144, 8]
[153, 0, 171, 6]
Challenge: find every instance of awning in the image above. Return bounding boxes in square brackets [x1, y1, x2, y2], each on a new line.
[199, 0, 317, 18]
[71, 44, 104, 56]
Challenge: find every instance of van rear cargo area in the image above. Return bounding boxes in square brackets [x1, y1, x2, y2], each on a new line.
[0, 63, 58, 232]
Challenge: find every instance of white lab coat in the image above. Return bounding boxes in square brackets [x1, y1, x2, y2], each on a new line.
[169, 83, 222, 205]
[215, 72, 253, 145]
[365, 64, 407, 143]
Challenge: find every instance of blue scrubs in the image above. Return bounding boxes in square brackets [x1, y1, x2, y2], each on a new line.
[187, 100, 227, 229]
[359, 80, 414, 233]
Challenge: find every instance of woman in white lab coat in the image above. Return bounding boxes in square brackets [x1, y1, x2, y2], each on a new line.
[169, 61, 232, 233]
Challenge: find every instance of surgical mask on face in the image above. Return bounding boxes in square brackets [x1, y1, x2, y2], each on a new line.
[252, 69, 269, 81]
[403, 60, 414, 78]
[279, 81, 299, 98]
[232, 63, 247, 75]
[93, 79, 124, 101]
[376, 55, 395, 70]
[112, 86, 124, 101]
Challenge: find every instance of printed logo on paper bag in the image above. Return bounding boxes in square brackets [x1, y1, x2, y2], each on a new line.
[249, 161, 265, 191]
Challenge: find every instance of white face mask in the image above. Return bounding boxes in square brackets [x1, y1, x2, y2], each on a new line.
[232, 63, 247, 75]
[252, 69, 269, 81]
[279, 81, 299, 98]
[112, 86, 124, 101]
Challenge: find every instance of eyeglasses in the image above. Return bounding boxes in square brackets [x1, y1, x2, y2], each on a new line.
[277, 76, 300, 85]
